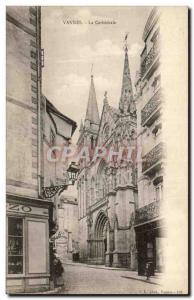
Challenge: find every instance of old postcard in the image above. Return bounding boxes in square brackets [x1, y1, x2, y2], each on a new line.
[6, 6, 188, 295]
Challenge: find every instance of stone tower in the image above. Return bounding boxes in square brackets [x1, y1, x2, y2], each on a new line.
[110, 44, 137, 268]
[119, 46, 136, 115]
[77, 74, 100, 150]
[77, 74, 100, 260]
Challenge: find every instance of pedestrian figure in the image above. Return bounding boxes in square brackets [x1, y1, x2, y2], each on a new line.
[145, 262, 151, 280]
[53, 256, 64, 287]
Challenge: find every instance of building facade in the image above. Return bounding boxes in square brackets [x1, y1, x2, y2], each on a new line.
[135, 8, 166, 276]
[54, 196, 79, 262]
[41, 95, 77, 262]
[6, 6, 77, 293]
[77, 48, 138, 269]
[77, 8, 165, 274]
[6, 6, 51, 293]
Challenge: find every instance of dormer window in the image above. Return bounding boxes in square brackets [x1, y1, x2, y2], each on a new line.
[152, 75, 161, 92]
[153, 176, 163, 201]
[152, 122, 162, 137]
[151, 29, 159, 43]
[155, 183, 163, 201]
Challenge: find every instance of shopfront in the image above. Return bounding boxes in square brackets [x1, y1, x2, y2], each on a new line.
[6, 194, 51, 293]
[135, 219, 166, 276]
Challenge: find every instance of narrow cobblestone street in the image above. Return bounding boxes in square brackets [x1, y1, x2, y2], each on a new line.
[59, 263, 161, 295]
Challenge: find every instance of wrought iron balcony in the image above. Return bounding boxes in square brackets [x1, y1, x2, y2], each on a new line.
[141, 43, 159, 78]
[142, 142, 163, 173]
[135, 200, 161, 225]
[141, 88, 161, 126]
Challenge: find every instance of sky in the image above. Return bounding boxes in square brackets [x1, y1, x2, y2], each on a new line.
[41, 6, 151, 144]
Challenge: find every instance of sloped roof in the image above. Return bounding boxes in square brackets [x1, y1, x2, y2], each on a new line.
[42, 95, 77, 135]
[142, 7, 159, 42]
[119, 48, 134, 113]
[85, 75, 100, 125]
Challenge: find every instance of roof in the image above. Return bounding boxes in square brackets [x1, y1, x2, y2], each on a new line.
[85, 75, 100, 125]
[119, 48, 134, 113]
[42, 95, 77, 135]
[142, 7, 159, 42]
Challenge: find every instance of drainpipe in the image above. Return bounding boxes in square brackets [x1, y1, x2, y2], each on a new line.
[36, 6, 42, 198]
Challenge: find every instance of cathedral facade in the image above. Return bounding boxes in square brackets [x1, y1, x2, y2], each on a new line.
[77, 46, 138, 269]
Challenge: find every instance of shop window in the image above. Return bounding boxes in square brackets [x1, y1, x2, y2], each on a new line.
[147, 242, 154, 259]
[7, 217, 23, 274]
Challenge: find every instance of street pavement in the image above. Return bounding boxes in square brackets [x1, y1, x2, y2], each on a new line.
[59, 263, 162, 295]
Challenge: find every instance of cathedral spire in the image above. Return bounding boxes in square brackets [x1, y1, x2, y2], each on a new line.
[119, 44, 134, 114]
[103, 91, 109, 106]
[85, 74, 100, 126]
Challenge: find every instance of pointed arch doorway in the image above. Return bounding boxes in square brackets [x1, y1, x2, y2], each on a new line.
[93, 211, 109, 264]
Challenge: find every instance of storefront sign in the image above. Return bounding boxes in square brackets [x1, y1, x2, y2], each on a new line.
[6, 203, 49, 217]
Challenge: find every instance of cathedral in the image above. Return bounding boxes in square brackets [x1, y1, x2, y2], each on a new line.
[76, 8, 164, 273]
[77, 45, 138, 269]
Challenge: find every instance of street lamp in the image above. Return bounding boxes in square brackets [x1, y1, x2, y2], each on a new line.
[67, 162, 79, 183]
[42, 161, 79, 199]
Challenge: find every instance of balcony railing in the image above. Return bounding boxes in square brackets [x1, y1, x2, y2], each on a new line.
[135, 200, 161, 224]
[142, 142, 163, 173]
[141, 88, 161, 126]
[141, 43, 159, 78]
